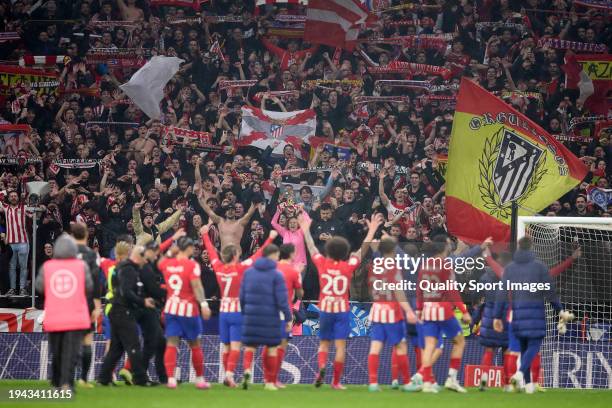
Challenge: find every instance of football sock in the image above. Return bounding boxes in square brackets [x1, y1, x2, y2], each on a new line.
[367, 354, 379, 385]
[164, 346, 178, 379]
[190, 346, 204, 377]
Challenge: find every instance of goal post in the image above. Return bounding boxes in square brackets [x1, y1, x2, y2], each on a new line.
[516, 216, 612, 389]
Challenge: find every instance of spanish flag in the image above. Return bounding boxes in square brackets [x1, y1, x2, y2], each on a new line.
[446, 79, 588, 243]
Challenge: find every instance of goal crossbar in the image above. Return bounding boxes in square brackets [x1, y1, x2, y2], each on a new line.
[517, 216, 612, 240]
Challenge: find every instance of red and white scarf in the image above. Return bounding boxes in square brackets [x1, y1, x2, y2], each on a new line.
[368, 61, 452, 80]
[537, 38, 607, 53]
[354, 95, 410, 105]
[19, 55, 70, 67]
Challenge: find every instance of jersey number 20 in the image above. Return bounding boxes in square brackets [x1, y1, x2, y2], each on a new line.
[321, 274, 348, 296]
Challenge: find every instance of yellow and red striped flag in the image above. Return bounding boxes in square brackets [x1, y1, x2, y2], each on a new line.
[446, 79, 588, 243]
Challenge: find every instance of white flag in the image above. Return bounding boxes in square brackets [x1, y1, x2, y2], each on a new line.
[120, 56, 184, 119]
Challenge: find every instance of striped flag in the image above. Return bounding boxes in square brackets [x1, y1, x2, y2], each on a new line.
[238, 106, 316, 159]
[256, 0, 309, 5]
[0, 124, 31, 156]
[304, 0, 376, 49]
[445, 79, 588, 243]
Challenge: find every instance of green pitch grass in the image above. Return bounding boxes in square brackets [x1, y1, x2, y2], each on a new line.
[0, 380, 611, 408]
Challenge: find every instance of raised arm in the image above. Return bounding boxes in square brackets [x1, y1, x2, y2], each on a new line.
[550, 247, 581, 277]
[378, 169, 390, 207]
[352, 213, 385, 259]
[317, 169, 338, 201]
[238, 203, 256, 228]
[198, 195, 222, 224]
[261, 37, 285, 59]
[131, 199, 145, 237]
[193, 156, 203, 195]
[200, 225, 220, 266]
[271, 207, 289, 234]
[297, 214, 318, 256]
[157, 209, 183, 234]
[247, 230, 278, 263]
[160, 229, 186, 253]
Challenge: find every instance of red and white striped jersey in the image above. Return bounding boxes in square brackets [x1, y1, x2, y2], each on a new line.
[215, 262, 250, 313]
[202, 231, 274, 313]
[420, 303, 450, 321]
[416, 260, 467, 321]
[368, 263, 404, 324]
[313, 253, 360, 313]
[277, 262, 302, 305]
[369, 303, 405, 324]
[159, 257, 201, 317]
[1, 203, 28, 244]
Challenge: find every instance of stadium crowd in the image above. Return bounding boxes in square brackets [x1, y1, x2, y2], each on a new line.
[0, 0, 610, 301]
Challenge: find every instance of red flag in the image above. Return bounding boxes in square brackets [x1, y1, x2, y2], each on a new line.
[304, 0, 376, 50]
[564, 53, 612, 115]
[562, 52, 595, 110]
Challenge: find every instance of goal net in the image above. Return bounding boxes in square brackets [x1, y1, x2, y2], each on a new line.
[517, 216, 612, 389]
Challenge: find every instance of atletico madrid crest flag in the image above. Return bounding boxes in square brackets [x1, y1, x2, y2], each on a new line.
[446, 79, 588, 243]
[238, 106, 316, 159]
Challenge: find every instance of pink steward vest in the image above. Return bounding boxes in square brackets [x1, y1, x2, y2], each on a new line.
[43, 259, 90, 332]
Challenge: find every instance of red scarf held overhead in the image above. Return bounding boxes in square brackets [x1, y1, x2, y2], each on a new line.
[367, 61, 452, 80]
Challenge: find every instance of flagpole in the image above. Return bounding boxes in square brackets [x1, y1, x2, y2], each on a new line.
[510, 201, 519, 253]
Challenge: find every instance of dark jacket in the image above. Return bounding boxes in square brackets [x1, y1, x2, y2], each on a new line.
[77, 244, 102, 311]
[240, 257, 291, 347]
[478, 269, 508, 348]
[310, 218, 345, 251]
[494, 250, 562, 339]
[140, 262, 166, 306]
[112, 259, 147, 310]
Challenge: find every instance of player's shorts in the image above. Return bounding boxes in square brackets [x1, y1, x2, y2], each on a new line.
[370, 321, 406, 345]
[102, 314, 111, 341]
[409, 321, 443, 349]
[421, 318, 463, 343]
[508, 322, 521, 353]
[219, 312, 242, 344]
[318, 311, 351, 340]
[164, 314, 202, 341]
